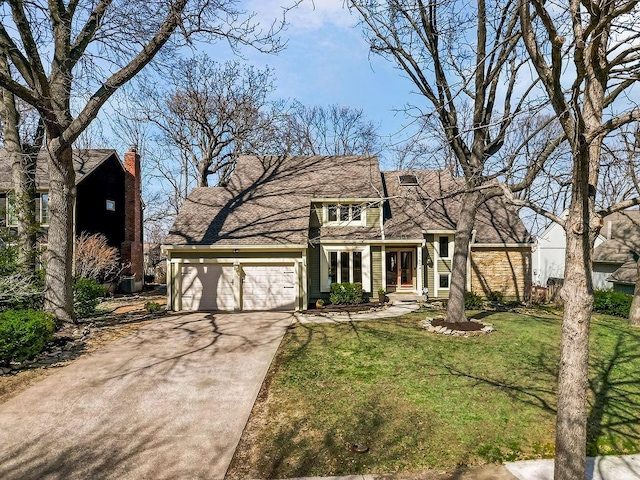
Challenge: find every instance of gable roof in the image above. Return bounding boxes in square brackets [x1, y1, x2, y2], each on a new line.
[165, 155, 383, 246]
[381, 170, 531, 243]
[593, 210, 640, 264]
[0, 149, 120, 190]
[608, 260, 637, 285]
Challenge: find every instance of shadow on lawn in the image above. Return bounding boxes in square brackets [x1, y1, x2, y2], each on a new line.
[439, 319, 640, 458]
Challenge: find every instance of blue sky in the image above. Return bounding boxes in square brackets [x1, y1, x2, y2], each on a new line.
[204, 0, 423, 166]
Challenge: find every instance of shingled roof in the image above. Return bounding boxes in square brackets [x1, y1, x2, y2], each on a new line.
[382, 170, 531, 243]
[0, 149, 119, 190]
[165, 155, 383, 246]
[593, 210, 640, 263]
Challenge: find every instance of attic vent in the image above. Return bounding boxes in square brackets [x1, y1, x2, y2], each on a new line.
[398, 174, 419, 186]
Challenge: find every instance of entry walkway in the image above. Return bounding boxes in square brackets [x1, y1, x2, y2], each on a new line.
[294, 302, 421, 324]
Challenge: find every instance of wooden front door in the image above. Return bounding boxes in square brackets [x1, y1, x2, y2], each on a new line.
[386, 250, 414, 290]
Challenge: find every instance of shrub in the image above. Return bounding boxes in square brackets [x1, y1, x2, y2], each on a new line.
[487, 290, 505, 303]
[73, 278, 107, 317]
[0, 310, 55, 364]
[144, 301, 164, 313]
[329, 282, 364, 305]
[464, 291, 483, 310]
[593, 290, 632, 318]
[74, 233, 122, 283]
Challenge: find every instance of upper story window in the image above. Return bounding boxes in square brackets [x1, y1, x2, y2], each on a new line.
[438, 236, 451, 258]
[324, 203, 366, 226]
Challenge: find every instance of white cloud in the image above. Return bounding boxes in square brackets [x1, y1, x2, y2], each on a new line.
[247, 0, 357, 33]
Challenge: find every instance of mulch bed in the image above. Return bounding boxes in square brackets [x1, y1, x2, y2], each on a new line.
[315, 302, 384, 313]
[431, 318, 484, 331]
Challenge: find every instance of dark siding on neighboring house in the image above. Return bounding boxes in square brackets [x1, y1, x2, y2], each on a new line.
[75, 154, 125, 248]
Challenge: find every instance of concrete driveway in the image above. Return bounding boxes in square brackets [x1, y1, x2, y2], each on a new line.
[0, 312, 293, 480]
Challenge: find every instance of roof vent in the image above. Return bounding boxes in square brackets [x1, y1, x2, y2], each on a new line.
[398, 174, 419, 186]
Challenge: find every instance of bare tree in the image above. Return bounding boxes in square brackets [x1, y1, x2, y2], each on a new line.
[0, 54, 44, 274]
[0, 1, 287, 322]
[278, 101, 381, 156]
[348, 0, 557, 323]
[518, 1, 640, 478]
[135, 56, 277, 188]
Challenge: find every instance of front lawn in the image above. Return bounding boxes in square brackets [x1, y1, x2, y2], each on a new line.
[227, 310, 640, 479]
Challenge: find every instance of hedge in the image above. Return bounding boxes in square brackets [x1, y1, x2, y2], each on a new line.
[593, 290, 632, 318]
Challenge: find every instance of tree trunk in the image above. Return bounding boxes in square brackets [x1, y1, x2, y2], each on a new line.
[43, 146, 76, 323]
[444, 189, 482, 323]
[11, 153, 38, 273]
[629, 259, 640, 326]
[554, 204, 594, 480]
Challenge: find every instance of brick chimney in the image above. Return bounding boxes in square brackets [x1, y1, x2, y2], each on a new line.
[121, 146, 144, 292]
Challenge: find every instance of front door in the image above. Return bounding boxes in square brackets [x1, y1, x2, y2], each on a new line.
[386, 250, 414, 290]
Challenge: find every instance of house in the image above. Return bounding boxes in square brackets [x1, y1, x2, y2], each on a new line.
[163, 155, 532, 311]
[0, 147, 144, 291]
[532, 209, 640, 292]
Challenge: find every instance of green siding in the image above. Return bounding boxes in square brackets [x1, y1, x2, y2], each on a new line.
[613, 283, 635, 295]
[310, 202, 322, 227]
[372, 245, 382, 293]
[366, 206, 380, 228]
[437, 259, 452, 273]
[308, 246, 322, 300]
[425, 235, 434, 295]
[172, 251, 302, 260]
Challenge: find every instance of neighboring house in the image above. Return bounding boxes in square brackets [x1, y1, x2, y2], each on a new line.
[0, 147, 144, 291]
[597, 211, 640, 294]
[532, 209, 640, 291]
[163, 155, 532, 312]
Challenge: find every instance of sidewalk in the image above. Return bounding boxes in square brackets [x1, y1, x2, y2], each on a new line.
[272, 455, 640, 480]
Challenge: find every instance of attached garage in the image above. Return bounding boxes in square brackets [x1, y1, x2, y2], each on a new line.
[242, 265, 297, 311]
[181, 265, 235, 311]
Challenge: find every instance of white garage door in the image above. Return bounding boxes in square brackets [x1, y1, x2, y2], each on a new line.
[242, 265, 297, 311]
[181, 265, 235, 311]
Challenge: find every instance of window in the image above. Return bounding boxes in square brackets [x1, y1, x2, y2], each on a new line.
[6, 194, 18, 226]
[439, 236, 450, 258]
[439, 274, 450, 289]
[328, 204, 338, 222]
[39, 194, 49, 225]
[399, 174, 419, 186]
[106, 199, 116, 211]
[322, 246, 370, 291]
[324, 203, 365, 225]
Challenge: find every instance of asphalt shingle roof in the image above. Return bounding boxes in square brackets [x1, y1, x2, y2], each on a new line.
[593, 210, 640, 263]
[0, 149, 119, 190]
[165, 157, 531, 247]
[165, 155, 383, 246]
[382, 170, 531, 243]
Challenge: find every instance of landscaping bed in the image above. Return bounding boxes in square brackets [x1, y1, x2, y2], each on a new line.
[227, 310, 640, 479]
[314, 302, 387, 314]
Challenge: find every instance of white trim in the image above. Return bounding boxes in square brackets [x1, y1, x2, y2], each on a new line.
[312, 197, 381, 202]
[320, 245, 371, 292]
[381, 244, 386, 290]
[417, 245, 423, 294]
[436, 235, 453, 259]
[163, 244, 306, 252]
[322, 203, 367, 227]
[320, 239, 424, 245]
[422, 229, 456, 234]
[438, 272, 451, 290]
[171, 257, 297, 265]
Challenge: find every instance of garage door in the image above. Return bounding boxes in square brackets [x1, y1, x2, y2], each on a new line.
[242, 265, 297, 311]
[181, 265, 235, 311]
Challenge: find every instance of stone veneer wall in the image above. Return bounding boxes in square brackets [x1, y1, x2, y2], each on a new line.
[470, 247, 532, 301]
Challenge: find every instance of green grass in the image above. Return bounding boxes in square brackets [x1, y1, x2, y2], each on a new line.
[229, 310, 640, 479]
